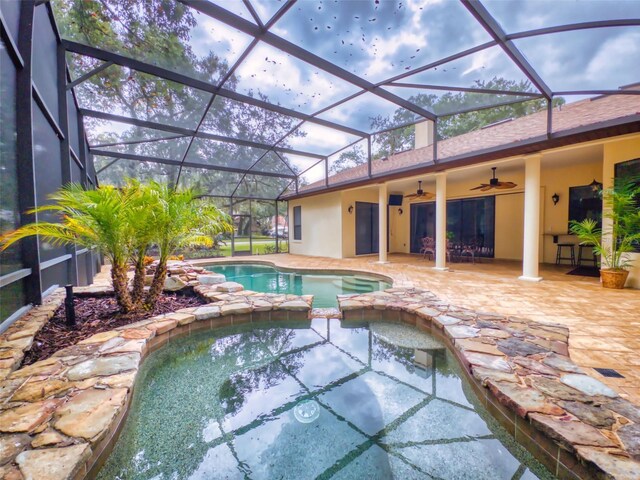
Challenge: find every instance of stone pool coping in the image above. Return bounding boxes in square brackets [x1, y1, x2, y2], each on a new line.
[0, 262, 637, 479]
[0, 279, 314, 480]
[339, 289, 640, 480]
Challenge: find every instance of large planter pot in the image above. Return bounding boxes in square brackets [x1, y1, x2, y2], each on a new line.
[600, 268, 629, 289]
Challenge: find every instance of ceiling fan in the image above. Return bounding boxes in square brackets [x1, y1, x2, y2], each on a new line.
[405, 181, 435, 200]
[471, 167, 517, 191]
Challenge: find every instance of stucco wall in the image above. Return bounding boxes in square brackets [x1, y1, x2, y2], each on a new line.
[358, 157, 606, 263]
[386, 172, 529, 260]
[540, 158, 603, 264]
[288, 192, 342, 258]
[603, 136, 640, 288]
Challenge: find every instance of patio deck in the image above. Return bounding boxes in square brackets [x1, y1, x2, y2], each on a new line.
[197, 253, 640, 404]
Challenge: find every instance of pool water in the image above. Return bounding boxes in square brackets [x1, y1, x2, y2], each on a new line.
[205, 264, 390, 308]
[98, 320, 554, 480]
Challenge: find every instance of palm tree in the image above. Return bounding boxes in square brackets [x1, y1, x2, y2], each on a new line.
[570, 175, 640, 277]
[144, 182, 233, 308]
[125, 180, 160, 307]
[0, 183, 138, 311]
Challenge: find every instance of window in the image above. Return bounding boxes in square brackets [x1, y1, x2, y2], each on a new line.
[568, 185, 602, 231]
[615, 158, 640, 252]
[293, 206, 302, 240]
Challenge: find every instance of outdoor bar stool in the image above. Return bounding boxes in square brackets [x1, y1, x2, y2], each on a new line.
[555, 243, 576, 266]
[577, 243, 598, 267]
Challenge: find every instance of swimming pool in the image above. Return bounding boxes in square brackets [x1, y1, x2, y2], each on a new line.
[205, 263, 390, 308]
[98, 320, 553, 480]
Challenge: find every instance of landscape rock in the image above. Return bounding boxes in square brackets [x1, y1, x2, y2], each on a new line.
[542, 353, 583, 374]
[30, 429, 68, 448]
[487, 381, 564, 418]
[16, 443, 91, 480]
[529, 413, 616, 451]
[444, 324, 479, 339]
[279, 300, 310, 311]
[54, 388, 127, 442]
[497, 338, 547, 357]
[196, 274, 225, 285]
[531, 375, 593, 400]
[163, 276, 188, 292]
[617, 423, 640, 459]
[576, 446, 640, 480]
[220, 303, 252, 316]
[66, 353, 139, 381]
[561, 374, 618, 398]
[560, 401, 616, 429]
[471, 366, 519, 385]
[0, 434, 31, 466]
[464, 352, 512, 372]
[216, 282, 244, 293]
[0, 399, 62, 433]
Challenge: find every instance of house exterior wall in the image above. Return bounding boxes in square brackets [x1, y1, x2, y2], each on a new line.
[540, 158, 603, 264]
[288, 192, 343, 258]
[603, 136, 640, 288]
[287, 132, 640, 291]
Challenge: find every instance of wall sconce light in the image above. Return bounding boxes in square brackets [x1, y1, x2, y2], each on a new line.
[347, 205, 354, 214]
[589, 179, 603, 192]
[551, 193, 560, 205]
[398, 208, 403, 215]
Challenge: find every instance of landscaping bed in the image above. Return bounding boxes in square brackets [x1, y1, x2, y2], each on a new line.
[23, 292, 206, 366]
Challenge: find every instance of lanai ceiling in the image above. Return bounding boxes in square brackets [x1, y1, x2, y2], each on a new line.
[53, 0, 640, 200]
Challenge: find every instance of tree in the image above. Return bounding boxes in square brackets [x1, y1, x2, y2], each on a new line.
[370, 78, 565, 159]
[329, 144, 367, 175]
[144, 182, 233, 307]
[0, 184, 138, 311]
[55, 0, 302, 200]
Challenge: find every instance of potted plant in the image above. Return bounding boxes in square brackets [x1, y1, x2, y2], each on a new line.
[570, 175, 640, 289]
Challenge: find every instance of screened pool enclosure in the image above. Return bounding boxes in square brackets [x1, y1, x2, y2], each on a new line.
[1, 0, 639, 322]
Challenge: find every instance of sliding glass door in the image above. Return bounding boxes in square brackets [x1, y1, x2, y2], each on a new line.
[355, 202, 379, 255]
[410, 196, 495, 257]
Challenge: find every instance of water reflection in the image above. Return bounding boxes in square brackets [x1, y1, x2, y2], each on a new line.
[98, 320, 553, 480]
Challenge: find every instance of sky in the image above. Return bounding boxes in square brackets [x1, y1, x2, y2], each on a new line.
[71, 0, 640, 187]
[187, 0, 639, 158]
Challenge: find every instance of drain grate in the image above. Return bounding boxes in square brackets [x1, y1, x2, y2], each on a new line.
[594, 368, 625, 378]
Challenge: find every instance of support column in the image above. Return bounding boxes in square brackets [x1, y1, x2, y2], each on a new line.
[434, 172, 448, 271]
[378, 183, 388, 263]
[520, 154, 543, 282]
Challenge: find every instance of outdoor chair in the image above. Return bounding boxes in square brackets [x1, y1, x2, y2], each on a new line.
[420, 237, 435, 260]
[459, 242, 476, 264]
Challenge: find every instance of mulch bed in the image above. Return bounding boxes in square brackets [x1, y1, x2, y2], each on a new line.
[23, 292, 206, 366]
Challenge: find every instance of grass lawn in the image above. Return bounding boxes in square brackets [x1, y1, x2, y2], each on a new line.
[217, 238, 288, 256]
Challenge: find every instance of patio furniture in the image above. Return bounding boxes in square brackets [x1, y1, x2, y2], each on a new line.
[459, 243, 477, 264]
[577, 243, 598, 267]
[420, 237, 435, 260]
[555, 243, 576, 266]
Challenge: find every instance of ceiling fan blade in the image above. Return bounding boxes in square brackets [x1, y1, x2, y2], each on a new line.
[480, 185, 493, 192]
[496, 182, 517, 189]
[405, 193, 419, 199]
[470, 184, 489, 191]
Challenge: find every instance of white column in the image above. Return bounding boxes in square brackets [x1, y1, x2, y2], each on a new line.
[434, 172, 448, 270]
[378, 183, 388, 263]
[519, 154, 543, 281]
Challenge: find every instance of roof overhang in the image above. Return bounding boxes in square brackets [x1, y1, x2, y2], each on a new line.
[284, 114, 640, 200]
